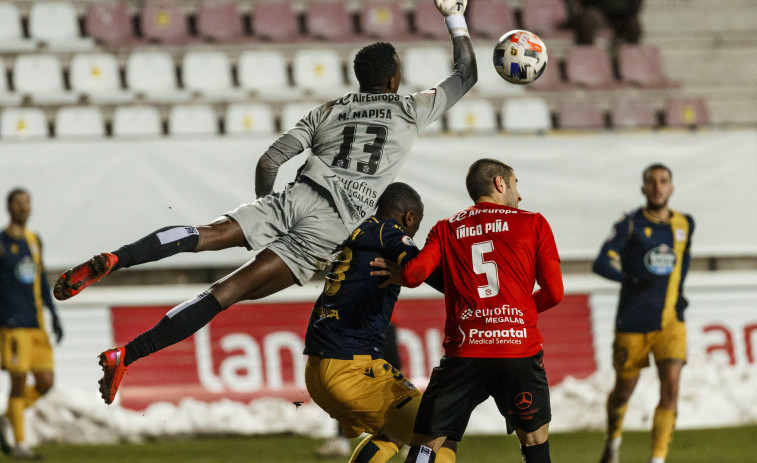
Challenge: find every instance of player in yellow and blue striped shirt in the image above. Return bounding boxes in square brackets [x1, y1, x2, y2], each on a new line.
[593, 164, 694, 463]
[0, 188, 63, 459]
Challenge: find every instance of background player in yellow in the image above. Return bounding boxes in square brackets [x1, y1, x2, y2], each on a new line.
[0, 188, 64, 460]
[593, 164, 694, 463]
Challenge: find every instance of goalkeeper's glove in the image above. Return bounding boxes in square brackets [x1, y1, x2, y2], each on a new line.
[434, 0, 467, 16]
[434, 0, 469, 37]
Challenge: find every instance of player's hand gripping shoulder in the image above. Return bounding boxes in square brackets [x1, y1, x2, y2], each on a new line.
[370, 258, 403, 289]
[435, 0, 467, 16]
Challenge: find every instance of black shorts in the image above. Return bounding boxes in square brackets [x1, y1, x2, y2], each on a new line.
[413, 352, 551, 441]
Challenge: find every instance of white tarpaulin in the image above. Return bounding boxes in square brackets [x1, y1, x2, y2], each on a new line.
[2, 130, 756, 269]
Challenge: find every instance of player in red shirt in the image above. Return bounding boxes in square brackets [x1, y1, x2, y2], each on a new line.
[401, 159, 564, 463]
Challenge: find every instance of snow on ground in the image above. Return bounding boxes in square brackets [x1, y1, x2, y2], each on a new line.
[18, 358, 757, 446]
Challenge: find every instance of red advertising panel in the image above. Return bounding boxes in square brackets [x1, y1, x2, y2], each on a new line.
[112, 295, 596, 410]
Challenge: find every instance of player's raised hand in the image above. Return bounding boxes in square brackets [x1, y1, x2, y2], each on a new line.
[434, 0, 467, 16]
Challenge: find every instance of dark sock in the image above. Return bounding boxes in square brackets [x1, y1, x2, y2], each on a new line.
[405, 445, 436, 463]
[123, 291, 223, 366]
[113, 226, 200, 270]
[521, 440, 550, 463]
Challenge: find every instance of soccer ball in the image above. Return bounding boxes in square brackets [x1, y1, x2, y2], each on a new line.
[493, 30, 548, 85]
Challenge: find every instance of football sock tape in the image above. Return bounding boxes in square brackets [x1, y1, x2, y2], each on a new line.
[113, 226, 199, 270]
[405, 445, 436, 463]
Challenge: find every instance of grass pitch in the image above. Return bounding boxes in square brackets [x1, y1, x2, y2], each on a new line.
[34, 426, 756, 462]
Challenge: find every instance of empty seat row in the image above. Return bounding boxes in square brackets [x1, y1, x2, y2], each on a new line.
[0, 43, 677, 107]
[447, 97, 709, 132]
[0, 0, 572, 52]
[0, 97, 710, 140]
[530, 44, 679, 92]
[2, 104, 277, 139]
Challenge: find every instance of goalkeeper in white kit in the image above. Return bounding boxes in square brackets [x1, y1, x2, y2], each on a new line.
[53, 0, 478, 431]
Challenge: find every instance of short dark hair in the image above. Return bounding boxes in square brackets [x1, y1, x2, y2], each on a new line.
[353, 42, 397, 90]
[465, 159, 514, 201]
[376, 182, 423, 218]
[7, 188, 28, 207]
[643, 163, 672, 182]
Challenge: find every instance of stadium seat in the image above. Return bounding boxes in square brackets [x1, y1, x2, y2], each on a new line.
[168, 105, 218, 136]
[112, 106, 163, 137]
[402, 46, 450, 92]
[306, 1, 359, 42]
[565, 45, 625, 90]
[0, 108, 48, 139]
[182, 50, 246, 101]
[360, 1, 414, 41]
[197, 1, 249, 44]
[141, 0, 196, 45]
[69, 53, 134, 104]
[125, 51, 190, 103]
[0, 57, 22, 106]
[225, 103, 276, 134]
[610, 99, 657, 129]
[238, 50, 302, 100]
[446, 99, 498, 133]
[556, 100, 606, 129]
[252, 2, 302, 42]
[55, 106, 105, 138]
[12, 54, 78, 104]
[472, 44, 528, 97]
[520, 0, 572, 39]
[28, 1, 94, 50]
[85, 3, 141, 47]
[413, 1, 449, 40]
[665, 97, 709, 127]
[618, 44, 680, 89]
[0, 3, 36, 52]
[527, 58, 573, 92]
[281, 102, 320, 132]
[292, 49, 349, 97]
[468, 0, 517, 39]
[501, 97, 552, 132]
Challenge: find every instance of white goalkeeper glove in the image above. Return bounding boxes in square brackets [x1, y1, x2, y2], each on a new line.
[434, 0, 469, 37]
[434, 0, 467, 16]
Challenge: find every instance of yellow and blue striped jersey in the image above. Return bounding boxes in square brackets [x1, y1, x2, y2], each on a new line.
[0, 228, 57, 328]
[304, 216, 441, 360]
[593, 208, 694, 333]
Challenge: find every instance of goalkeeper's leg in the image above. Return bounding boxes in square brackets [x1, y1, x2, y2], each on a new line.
[55, 216, 246, 300]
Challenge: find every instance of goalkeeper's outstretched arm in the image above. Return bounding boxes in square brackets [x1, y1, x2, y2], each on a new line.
[435, 0, 477, 110]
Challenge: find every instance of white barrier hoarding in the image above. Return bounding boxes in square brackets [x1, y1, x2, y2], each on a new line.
[2, 130, 757, 270]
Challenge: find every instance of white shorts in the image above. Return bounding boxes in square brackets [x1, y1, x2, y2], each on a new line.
[226, 181, 350, 285]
